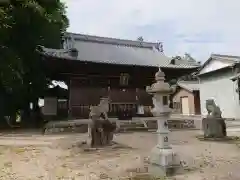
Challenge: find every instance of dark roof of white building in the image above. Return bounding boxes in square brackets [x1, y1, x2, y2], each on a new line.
[198, 54, 240, 74]
[176, 81, 200, 92]
[39, 33, 201, 69]
[230, 73, 240, 81]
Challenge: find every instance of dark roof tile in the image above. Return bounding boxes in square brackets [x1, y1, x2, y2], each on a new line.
[177, 81, 200, 92]
[40, 33, 200, 69]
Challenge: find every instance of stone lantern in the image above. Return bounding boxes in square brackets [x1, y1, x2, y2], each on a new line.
[146, 68, 179, 176]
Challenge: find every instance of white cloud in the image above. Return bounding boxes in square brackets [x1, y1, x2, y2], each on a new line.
[62, 0, 240, 61]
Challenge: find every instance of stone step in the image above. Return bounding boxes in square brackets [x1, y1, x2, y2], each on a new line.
[119, 123, 145, 128]
[146, 119, 196, 129]
[226, 121, 240, 127]
[117, 127, 149, 132]
[146, 121, 157, 129]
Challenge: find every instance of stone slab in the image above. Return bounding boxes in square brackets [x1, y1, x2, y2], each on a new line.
[149, 146, 180, 176]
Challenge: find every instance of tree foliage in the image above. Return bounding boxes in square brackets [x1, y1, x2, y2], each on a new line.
[0, 0, 69, 117]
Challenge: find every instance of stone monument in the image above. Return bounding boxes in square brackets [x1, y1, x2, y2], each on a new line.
[146, 68, 180, 176]
[202, 99, 226, 138]
[89, 97, 116, 147]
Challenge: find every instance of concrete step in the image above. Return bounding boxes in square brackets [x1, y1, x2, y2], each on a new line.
[146, 121, 157, 129]
[226, 121, 240, 127]
[117, 127, 149, 132]
[119, 123, 145, 128]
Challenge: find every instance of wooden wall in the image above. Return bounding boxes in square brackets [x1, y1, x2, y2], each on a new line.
[68, 79, 152, 118]
[43, 57, 198, 118]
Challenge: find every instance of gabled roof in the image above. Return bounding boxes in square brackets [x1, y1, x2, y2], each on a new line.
[40, 33, 200, 69]
[170, 54, 199, 66]
[178, 71, 198, 81]
[230, 73, 240, 81]
[176, 81, 200, 92]
[198, 54, 240, 75]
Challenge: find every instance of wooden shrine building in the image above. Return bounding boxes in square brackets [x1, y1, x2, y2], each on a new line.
[39, 33, 200, 119]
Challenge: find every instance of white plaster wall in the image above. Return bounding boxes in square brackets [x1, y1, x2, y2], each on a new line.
[199, 70, 240, 119]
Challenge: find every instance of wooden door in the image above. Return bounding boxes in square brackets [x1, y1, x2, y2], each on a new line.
[181, 97, 190, 115]
[108, 88, 137, 117]
[69, 84, 108, 118]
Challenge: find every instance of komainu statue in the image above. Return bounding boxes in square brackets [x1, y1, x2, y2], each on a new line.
[89, 98, 116, 147]
[202, 99, 226, 138]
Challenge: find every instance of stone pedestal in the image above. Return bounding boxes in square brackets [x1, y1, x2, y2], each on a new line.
[202, 117, 226, 138]
[148, 114, 180, 176]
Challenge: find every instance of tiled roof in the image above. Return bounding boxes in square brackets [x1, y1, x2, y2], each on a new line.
[39, 33, 200, 69]
[177, 81, 200, 92]
[171, 54, 199, 66]
[211, 54, 240, 63]
[41, 46, 200, 69]
[198, 54, 240, 74]
[178, 71, 198, 81]
[230, 72, 240, 81]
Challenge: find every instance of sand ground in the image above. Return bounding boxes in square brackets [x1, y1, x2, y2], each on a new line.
[0, 130, 240, 180]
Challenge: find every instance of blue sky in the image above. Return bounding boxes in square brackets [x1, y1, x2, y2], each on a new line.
[62, 0, 240, 62]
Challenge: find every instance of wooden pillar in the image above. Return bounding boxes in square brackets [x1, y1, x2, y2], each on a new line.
[68, 79, 72, 118]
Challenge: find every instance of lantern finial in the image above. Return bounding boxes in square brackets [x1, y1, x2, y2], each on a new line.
[155, 68, 165, 82]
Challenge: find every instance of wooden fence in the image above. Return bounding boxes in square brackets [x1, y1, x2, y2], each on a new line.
[71, 103, 138, 119]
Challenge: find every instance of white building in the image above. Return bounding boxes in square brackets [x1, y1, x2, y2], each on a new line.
[198, 54, 240, 119]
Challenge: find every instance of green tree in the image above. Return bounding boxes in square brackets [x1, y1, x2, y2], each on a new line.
[0, 0, 69, 123]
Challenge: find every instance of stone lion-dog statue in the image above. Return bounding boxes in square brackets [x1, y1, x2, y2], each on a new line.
[202, 99, 226, 138]
[89, 97, 116, 147]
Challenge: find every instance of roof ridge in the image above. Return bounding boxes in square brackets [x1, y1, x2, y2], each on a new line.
[211, 53, 240, 59]
[170, 55, 200, 66]
[65, 32, 163, 50]
[176, 80, 200, 92]
[178, 80, 198, 83]
[184, 53, 197, 62]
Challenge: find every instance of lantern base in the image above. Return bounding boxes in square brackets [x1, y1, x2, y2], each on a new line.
[149, 146, 180, 176]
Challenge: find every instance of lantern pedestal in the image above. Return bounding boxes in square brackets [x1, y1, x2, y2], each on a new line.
[146, 68, 180, 177]
[148, 114, 179, 176]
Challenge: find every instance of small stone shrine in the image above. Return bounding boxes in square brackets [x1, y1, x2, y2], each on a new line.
[202, 99, 226, 138]
[146, 68, 180, 176]
[89, 97, 116, 147]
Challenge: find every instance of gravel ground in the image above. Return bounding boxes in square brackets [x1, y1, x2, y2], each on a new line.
[0, 130, 240, 179]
